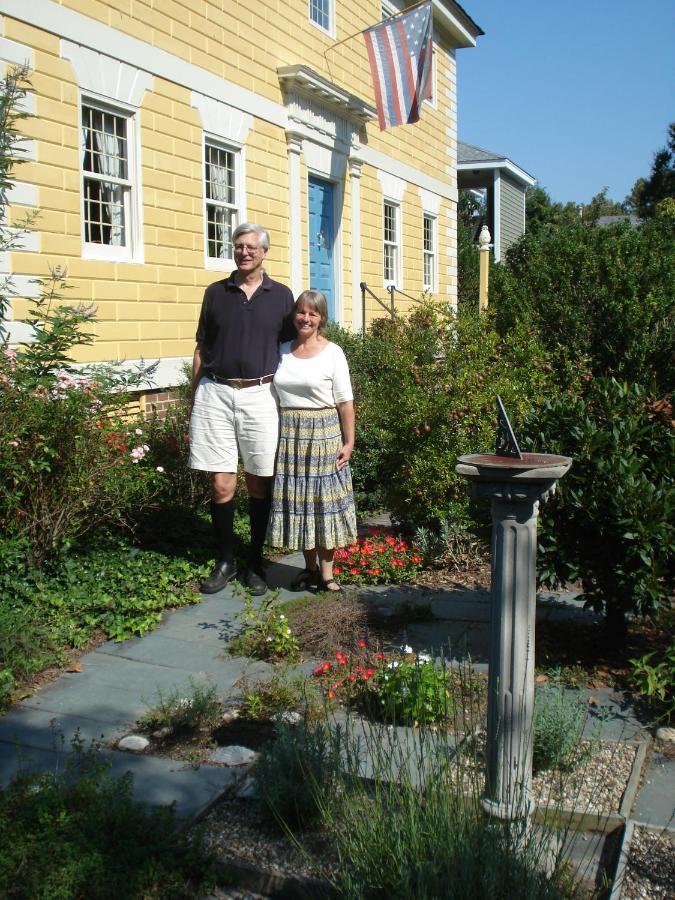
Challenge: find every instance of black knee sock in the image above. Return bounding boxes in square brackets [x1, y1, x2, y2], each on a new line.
[210, 500, 234, 564]
[248, 496, 271, 567]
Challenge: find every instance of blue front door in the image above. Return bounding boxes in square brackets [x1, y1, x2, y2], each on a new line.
[308, 176, 335, 319]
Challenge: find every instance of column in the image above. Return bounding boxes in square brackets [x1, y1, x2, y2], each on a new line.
[285, 130, 303, 298]
[349, 156, 363, 332]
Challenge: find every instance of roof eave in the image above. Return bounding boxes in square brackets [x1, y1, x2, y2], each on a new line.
[432, 0, 484, 48]
[457, 157, 536, 187]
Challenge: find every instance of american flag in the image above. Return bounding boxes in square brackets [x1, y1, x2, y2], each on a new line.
[363, 1, 433, 130]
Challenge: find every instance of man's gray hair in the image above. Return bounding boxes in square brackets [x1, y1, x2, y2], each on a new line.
[232, 223, 270, 251]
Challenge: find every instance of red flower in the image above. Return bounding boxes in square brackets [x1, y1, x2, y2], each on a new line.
[348, 673, 357, 682]
[327, 690, 336, 700]
[313, 665, 326, 677]
[366, 567, 381, 576]
[375, 652, 386, 660]
[336, 652, 348, 665]
[357, 639, 367, 648]
[322, 662, 332, 672]
[385, 536, 397, 546]
[350, 567, 359, 575]
[391, 558, 405, 567]
[333, 565, 342, 575]
[411, 554, 422, 564]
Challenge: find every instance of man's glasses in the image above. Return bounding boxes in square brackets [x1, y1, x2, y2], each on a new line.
[233, 243, 262, 253]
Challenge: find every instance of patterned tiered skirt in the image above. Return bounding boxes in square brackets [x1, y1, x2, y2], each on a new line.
[267, 407, 357, 550]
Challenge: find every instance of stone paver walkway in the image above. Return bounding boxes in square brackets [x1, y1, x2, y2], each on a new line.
[0, 550, 671, 828]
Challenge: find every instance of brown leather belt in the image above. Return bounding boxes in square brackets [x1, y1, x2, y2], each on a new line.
[208, 373, 274, 389]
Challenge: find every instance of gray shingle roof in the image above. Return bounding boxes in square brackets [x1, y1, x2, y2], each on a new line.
[458, 141, 506, 164]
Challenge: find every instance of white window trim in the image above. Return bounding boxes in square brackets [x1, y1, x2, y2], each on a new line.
[423, 212, 437, 292]
[308, 0, 335, 38]
[202, 135, 245, 272]
[383, 198, 401, 289]
[80, 93, 143, 263]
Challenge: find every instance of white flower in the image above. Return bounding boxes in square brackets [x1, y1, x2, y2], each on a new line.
[418, 653, 432, 663]
[155, 466, 165, 473]
[401, 644, 413, 654]
[279, 614, 285, 620]
[135, 428, 143, 436]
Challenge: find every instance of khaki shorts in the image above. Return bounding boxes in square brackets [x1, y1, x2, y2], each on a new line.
[188, 377, 279, 476]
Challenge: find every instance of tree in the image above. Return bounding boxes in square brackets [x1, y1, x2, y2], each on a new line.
[626, 122, 675, 218]
[580, 187, 627, 224]
[457, 191, 483, 309]
[525, 185, 579, 237]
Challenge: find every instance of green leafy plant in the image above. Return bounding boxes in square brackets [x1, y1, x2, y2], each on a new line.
[630, 642, 675, 722]
[242, 673, 320, 722]
[254, 721, 340, 829]
[532, 681, 588, 773]
[228, 589, 299, 661]
[0, 737, 215, 897]
[139, 678, 221, 735]
[524, 378, 674, 639]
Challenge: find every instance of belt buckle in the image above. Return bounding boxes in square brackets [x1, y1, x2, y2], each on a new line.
[232, 378, 244, 389]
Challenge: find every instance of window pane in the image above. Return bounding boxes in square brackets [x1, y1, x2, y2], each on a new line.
[310, 0, 330, 29]
[84, 178, 126, 246]
[82, 102, 130, 249]
[205, 144, 235, 205]
[207, 205, 235, 259]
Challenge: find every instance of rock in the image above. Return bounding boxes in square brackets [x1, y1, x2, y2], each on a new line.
[656, 726, 675, 743]
[118, 734, 150, 752]
[234, 775, 258, 799]
[210, 745, 259, 766]
[151, 726, 173, 739]
[271, 710, 302, 726]
[221, 707, 241, 724]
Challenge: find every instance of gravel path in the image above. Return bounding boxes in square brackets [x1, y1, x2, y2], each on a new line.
[620, 826, 675, 900]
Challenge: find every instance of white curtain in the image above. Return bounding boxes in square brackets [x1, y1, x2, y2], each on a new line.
[94, 121, 124, 246]
[208, 156, 228, 257]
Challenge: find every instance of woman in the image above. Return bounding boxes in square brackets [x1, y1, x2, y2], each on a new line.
[268, 290, 357, 592]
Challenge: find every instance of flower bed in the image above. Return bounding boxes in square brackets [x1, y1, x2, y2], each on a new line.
[333, 527, 424, 585]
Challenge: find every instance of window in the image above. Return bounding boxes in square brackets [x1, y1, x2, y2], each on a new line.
[309, 0, 332, 34]
[204, 140, 239, 263]
[423, 213, 437, 292]
[81, 101, 136, 259]
[383, 200, 400, 286]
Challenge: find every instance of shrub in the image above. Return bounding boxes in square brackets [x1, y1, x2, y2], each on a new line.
[228, 589, 299, 660]
[532, 681, 588, 773]
[523, 378, 674, 635]
[329, 303, 552, 530]
[492, 217, 675, 392]
[254, 721, 339, 829]
[139, 679, 221, 735]
[0, 283, 166, 565]
[0, 739, 215, 898]
[630, 637, 675, 723]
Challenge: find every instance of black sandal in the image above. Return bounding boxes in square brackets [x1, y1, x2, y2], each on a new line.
[318, 578, 343, 594]
[290, 568, 319, 592]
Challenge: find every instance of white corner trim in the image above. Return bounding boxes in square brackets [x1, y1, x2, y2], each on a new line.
[7, 181, 37, 207]
[493, 170, 501, 263]
[61, 40, 152, 106]
[0, 35, 34, 67]
[190, 93, 252, 145]
[377, 170, 406, 202]
[4, 273, 40, 298]
[419, 188, 441, 215]
[95, 356, 190, 390]
[4, 227, 39, 252]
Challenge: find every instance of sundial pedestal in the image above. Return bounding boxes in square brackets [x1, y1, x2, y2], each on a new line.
[456, 453, 572, 828]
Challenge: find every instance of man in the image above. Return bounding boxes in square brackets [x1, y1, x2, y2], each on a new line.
[189, 223, 294, 596]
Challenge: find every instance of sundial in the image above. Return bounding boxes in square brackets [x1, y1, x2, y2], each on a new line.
[495, 395, 522, 459]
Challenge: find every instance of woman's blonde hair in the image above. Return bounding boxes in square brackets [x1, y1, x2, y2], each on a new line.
[294, 289, 328, 333]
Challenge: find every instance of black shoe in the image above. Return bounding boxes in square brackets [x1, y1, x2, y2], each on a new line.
[239, 566, 268, 596]
[200, 560, 237, 594]
[290, 567, 319, 592]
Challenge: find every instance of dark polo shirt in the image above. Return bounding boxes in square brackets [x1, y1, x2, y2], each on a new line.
[196, 272, 294, 379]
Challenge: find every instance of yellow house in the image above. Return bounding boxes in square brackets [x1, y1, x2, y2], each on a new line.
[0, 0, 482, 406]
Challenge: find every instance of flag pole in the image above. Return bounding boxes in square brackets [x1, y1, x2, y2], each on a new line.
[324, 0, 431, 55]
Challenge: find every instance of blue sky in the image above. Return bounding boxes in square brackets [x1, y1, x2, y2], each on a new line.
[456, 1, 675, 205]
